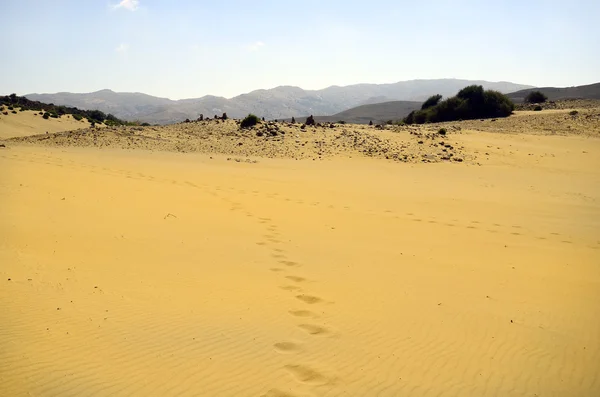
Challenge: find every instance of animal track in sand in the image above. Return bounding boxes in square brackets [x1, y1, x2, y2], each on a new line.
[274, 341, 302, 354]
[295, 294, 322, 304]
[285, 276, 306, 283]
[261, 389, 298, 397]
[284, 365, 333, 385]
[279, 260, 300, 267]
[297, 324, 329, 335]
[280, 285, 302, 292]
[288, 310, 317, 318]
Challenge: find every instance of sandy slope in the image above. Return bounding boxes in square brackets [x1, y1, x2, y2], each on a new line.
[1, 129, 599, 396]
[0, 109, 91, 139]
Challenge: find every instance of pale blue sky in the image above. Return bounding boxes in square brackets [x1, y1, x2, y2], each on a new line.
[1, 0, 598, 99]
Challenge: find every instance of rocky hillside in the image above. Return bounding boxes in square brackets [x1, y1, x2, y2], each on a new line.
[25, 79, 532, 125]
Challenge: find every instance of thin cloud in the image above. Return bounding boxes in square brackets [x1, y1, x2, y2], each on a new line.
[115, 43, 129, 53]
[112, 0, 140, 11]
[246, 41, 265, 52]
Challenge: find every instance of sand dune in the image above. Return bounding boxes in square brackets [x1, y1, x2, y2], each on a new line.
[1, 109, 600, 396]
[0, 108, 92, 140]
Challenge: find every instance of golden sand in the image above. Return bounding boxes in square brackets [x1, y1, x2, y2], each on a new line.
[1, 110, 599, 396]
[0, 109, 93, 140]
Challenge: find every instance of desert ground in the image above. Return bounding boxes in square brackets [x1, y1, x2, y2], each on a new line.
[1, 104, 600, 396]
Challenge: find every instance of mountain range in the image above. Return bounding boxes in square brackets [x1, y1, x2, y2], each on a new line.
[25, 79, 532, 125]
[506, 82, 600, 102]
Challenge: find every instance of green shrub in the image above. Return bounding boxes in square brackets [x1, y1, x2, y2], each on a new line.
[73, 114, 83, 121]
[50, 112, 59, 118]
[403, 85, 514, 124]
[438, 128, 447, 135]
[240, 114, 259, 128]
[569, 110, 578, 116]
[87, 109, 106, 124]
[524, 91, 548, 104]
[222, 113, 228, 120]
[141, 122, 151, 127]
[533, 105, 542, 111]
[421, 94, 442, 110]
[306, 115, 316, 126]
[43, 112, 50, 119]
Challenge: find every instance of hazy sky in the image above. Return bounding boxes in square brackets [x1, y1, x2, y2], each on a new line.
[1, 0, 598, 99]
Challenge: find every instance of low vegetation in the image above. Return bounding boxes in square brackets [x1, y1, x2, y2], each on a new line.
[421, 94, 442, 110]
[240, 114, 260, 128]
[0, 93, 133, 126]
[524, 91, 548, 104]
[403, 85, 515, 124]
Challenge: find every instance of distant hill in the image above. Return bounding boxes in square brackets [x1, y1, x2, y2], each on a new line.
[290, 101, 421, 125]
[25, 79, 533, 125]
[507, 82, 600, 102]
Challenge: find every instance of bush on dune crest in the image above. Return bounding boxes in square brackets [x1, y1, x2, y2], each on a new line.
[240, 114, 259, 128]
[0, 93, 130, 125]
[403, 85, 515, 124]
